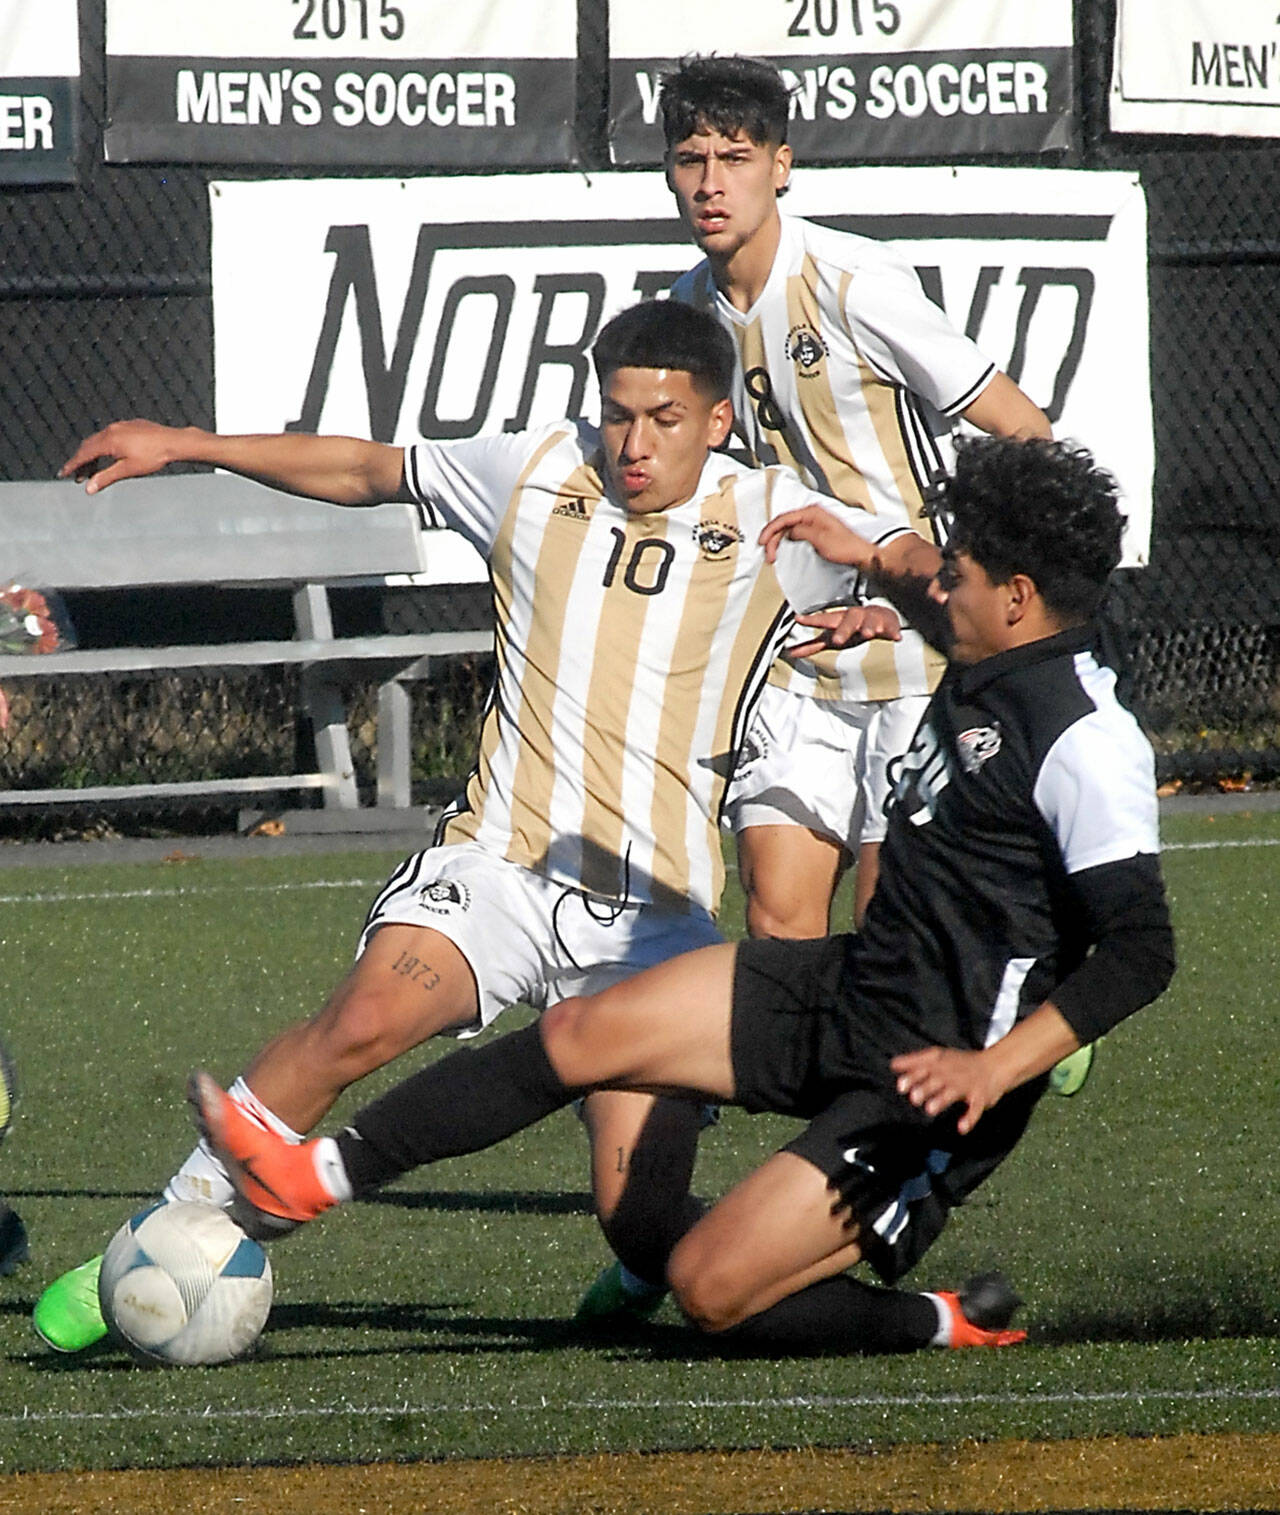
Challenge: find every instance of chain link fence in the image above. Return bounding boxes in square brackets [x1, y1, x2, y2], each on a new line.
[0, 0, 1276, 834]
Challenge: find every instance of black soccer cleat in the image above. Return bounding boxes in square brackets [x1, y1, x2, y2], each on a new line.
[958, 1270, 1022, 1330]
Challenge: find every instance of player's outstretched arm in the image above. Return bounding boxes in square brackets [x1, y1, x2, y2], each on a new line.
[60, 419, 408, 507]
[962, 371, 1052, 440]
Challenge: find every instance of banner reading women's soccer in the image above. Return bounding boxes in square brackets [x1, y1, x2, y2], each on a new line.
[104, 0, 576, 166]
[1110, 0, 1280, 137]
[609, 0, 1074, 163]
[0, 0, 79, 184]
[209, 167, 1153, 565]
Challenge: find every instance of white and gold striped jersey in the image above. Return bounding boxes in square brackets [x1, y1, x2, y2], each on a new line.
[404, 421, 870, 917]
[672, 213, 997, 704]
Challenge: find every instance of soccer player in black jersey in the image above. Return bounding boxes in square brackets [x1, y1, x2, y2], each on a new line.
[194, 436, 1176, 1354]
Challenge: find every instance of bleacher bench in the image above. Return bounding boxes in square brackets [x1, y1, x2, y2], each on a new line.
[0, 474, 490, 813]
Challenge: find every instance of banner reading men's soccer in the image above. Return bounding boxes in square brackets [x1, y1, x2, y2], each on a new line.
[1110, 0, 1280, 137]
[210, 169, 1152, 565]
[0, 0, 79, 184]
[104, 0, 575, 166]
[609, 0, 1074, 162]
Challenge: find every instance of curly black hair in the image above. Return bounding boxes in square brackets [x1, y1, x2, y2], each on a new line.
[659, 55, 792, 152]
[591, 300, 736, 400]
[937, 436, 1124, 622]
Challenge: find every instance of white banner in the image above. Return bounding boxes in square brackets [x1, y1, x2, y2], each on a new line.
[211, 168, 1152, 564]
[1111, 0, 1280, 137]
[610, 0, 1075, 162]
[0, 0, 79, 184]
[104, 0, 577, 166]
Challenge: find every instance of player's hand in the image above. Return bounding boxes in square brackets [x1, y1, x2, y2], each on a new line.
[759, 505, 881, 570]
[785, 604, 902, 659]
[890, 1045, 1006, 1136]
[60, 419, 189, 494]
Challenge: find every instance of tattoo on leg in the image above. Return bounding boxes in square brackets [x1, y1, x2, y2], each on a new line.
[390, 951, 441, 993]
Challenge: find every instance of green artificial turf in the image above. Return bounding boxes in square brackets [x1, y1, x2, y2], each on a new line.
[0, 810, 1277, 1471]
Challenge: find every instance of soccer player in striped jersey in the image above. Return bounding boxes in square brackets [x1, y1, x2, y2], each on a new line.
[663, 54, 1052, 936]
[34, 299, 907, 1352]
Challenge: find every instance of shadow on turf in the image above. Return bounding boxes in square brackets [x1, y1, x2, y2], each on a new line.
[356, 1188, 595, 1217]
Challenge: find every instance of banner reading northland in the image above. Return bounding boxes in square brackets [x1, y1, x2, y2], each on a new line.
[104, 0, 576, 166]
[1111, 0, 1280, 137]
[0, 0, 79, 184]
[609, 0, 1074, 163]
[210, 167, 1152, 565]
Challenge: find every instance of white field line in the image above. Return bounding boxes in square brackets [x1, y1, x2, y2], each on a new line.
[3, 1383, 1280, 1426]
[0, 834, 1273, 909]
[0, 879, 380, 906]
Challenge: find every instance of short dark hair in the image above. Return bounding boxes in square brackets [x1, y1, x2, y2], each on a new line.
[592, 300, 736, 401]
[659, 54, 791, 151]
[938, 436, 1124, 622]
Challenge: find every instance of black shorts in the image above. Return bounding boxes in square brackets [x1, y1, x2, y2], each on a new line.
[730, 935, 1042, 1283]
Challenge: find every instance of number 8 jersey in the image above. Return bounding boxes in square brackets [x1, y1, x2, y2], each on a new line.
[405, 420, 883, 916]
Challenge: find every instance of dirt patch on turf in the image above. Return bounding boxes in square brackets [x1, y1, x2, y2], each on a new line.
[1, 1433, 1277, 1514]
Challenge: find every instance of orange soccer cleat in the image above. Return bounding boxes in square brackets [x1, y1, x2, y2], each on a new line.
[187, 1071, 339, 1238]
[935, 1272, 1028, 1348]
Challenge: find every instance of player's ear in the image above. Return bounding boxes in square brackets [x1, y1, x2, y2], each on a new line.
[707, 397, 733, 449]
[1006, 572, 1038, 623]
[773, 142, 793, 194]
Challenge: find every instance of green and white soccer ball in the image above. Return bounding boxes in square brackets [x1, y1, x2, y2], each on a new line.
[99, 1201, 273, 1365]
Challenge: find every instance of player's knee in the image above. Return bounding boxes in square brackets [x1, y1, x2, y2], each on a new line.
[540, 995, 610, 1085]
[539, 996, 592, 1082]
[666, 1231, 750, 1334]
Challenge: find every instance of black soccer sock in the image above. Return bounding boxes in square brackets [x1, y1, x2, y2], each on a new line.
[335, 1021, 576, 1194]
[721, 1274, 937, 1355]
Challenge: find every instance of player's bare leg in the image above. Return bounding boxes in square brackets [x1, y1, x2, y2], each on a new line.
[736, 823, 848, 939]
[667, 1151, 863, 1329]
[666, 1151, 1025, 1351]
[581, 1088, 705, 1297]
[192, 942, 741, 1230]
[240, 924, 479, 1133]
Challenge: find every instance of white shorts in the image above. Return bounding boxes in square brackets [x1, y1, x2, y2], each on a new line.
[357, 842, 724, 1033]
[724, 683, 930, 850]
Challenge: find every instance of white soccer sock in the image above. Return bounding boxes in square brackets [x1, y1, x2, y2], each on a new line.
[924, 1291, 952, 1347]
[163, 1076, 306, 1208]
[226, 1076, 305, 1143]
[313, 1136, 354, 1203]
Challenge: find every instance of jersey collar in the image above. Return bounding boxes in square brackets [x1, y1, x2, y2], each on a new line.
[952, 623, 1098, 698]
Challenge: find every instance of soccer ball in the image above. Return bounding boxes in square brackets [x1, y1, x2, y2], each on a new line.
[98, 1201, 273, 1365]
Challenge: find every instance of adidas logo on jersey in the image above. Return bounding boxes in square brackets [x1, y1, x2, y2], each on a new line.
[695, 521, 742, 558]
[552, 495, 592, 522]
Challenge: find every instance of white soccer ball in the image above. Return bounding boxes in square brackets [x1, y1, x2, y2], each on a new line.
[99, 1201, 273, 1365]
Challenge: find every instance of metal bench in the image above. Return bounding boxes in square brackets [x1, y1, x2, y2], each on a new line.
[0, 474, 490, 815]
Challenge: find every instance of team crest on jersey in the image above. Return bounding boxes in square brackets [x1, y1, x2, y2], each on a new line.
[417, 879, 472, 914]
[695, 521, 743, 559]
[785, 323, 828, 375]
[957, 724, 1002, 774]
[552, 495, 592, 522]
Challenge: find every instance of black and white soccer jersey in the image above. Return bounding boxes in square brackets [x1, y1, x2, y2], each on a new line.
[844, 625, 1173, 1060]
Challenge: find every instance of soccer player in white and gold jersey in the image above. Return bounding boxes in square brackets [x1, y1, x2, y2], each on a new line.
[663, 55, 1052, 934]
[35, 299, 906, 1352]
